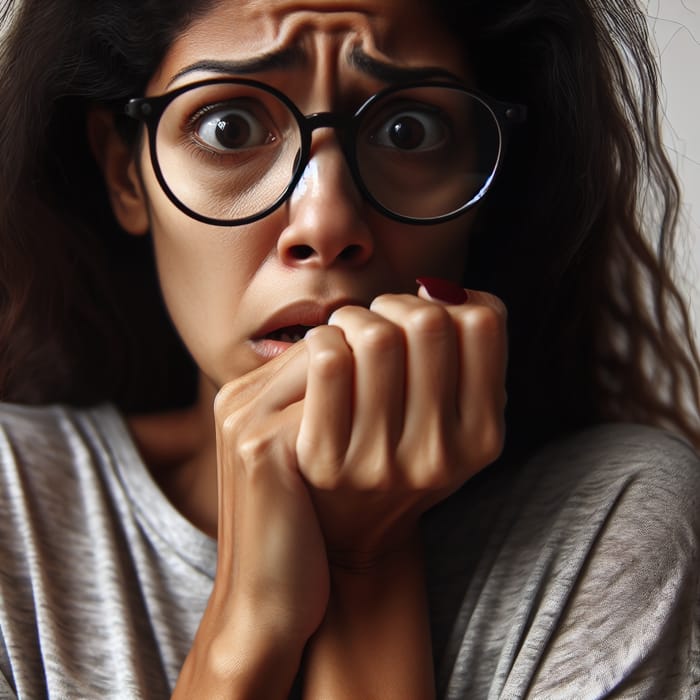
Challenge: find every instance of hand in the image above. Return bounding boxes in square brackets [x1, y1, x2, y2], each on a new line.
[295, 281, 507, 567]
[175, 344, 329, 698]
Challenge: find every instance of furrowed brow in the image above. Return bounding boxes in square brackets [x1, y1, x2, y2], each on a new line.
[167, 45, 306, 87]
[348, 44, 460, 83]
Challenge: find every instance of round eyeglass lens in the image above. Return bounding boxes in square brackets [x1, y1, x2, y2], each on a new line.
[154, 82, 302, 221]
[356, 85, 502, 220]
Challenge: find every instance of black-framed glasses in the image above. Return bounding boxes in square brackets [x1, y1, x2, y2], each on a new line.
[124, 78, 526, 226]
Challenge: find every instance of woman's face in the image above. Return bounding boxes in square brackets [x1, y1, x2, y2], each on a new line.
[122, 0, 473, 388]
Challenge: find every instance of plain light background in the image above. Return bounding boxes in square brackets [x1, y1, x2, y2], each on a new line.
[646, 1, 700, 337]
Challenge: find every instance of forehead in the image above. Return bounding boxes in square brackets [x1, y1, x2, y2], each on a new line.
[150, 0, 467, 91]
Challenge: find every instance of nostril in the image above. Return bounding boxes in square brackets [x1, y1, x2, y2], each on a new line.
[283, 243, 368, 265]
[289, 244, 315, 260]
[339, 244, 363, 262]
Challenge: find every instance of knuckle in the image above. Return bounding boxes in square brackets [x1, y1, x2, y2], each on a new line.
[309, 344, 350, 378]
[484, 293, 508, 320]
[302, 462, 342, 490]
[214, 377, 260, 421]
[237, 432, 274, 469]
[296, 438, 346, 488]
[357, 446, 396, 490]
[220, 412, 242, 440]
[306, 324, 342, 343]
[369, 292, 404, 311]
[297, 438, 341, 475]
[484, 418, 506, 463]
[420, 454, 451, 486]
[407, 434, 451, 487]
[463, 305, 505, 339]
[406, 304, 451, 336]
[362, 468, 393, 491]
[358, 320, 402, 353]
[468, 418, 505, 468]
[327, 305, 357, 326]
[213, 383, 236, 420]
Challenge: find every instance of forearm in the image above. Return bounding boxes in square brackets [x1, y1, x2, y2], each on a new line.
[301, 539, 436, 700]
[173, 615, 304, 700]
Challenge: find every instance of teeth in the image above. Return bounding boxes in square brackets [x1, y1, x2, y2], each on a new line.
[265, 325, 314, 343]
[279, 332, 304, 343]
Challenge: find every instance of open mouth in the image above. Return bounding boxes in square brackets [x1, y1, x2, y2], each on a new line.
[264, 324, 316, 343]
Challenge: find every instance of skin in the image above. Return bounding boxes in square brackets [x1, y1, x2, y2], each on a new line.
[89, 0, 508, 696]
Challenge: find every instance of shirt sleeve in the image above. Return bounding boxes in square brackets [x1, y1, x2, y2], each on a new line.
[429, 424, 700, 700]
[0, 642, 18, 700]
[523, 448, 700, 698]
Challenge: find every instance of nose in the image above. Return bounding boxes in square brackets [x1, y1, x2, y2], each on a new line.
[276, 134, 374, 269]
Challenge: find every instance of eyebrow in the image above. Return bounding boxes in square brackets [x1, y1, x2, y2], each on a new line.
[348, 45, 461, 83]
[166, 42, 461, 89]
[166, 45, 307, 87]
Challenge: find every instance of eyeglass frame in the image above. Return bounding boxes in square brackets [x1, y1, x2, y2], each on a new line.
[123, 77, 527, 227]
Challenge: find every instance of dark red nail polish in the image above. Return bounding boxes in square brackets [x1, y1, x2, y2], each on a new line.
[416, 277, 468, 304]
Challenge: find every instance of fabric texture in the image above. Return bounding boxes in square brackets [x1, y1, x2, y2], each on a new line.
[0, 402, 698, 699]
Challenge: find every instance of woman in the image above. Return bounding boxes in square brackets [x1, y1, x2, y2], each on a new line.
[0, 0, 698, 697]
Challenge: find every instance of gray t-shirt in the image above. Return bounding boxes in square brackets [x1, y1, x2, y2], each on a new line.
[0, 403, 698, 699]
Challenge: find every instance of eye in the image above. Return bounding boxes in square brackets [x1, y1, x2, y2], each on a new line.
[370, 108, 449, 151]
[193, 104, 275, 152]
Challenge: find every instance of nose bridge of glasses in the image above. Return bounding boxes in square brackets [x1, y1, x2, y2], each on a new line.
[293, 110, 355, 181]
[304, 111, 352, 131]
[301, 111, 353, 153]
[289, 111, 364, 213]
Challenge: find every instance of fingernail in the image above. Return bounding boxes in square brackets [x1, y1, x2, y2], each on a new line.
[416, 277, 468, 305]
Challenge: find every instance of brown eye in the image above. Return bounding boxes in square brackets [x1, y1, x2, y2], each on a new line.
[388, 116, 425, 149]
[370, 108, 448, 151]
[195, 105, 274, 151]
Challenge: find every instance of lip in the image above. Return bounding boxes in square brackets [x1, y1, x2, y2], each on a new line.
[248, 297, 368, 359]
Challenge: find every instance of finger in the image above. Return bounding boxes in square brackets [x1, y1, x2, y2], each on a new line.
[417, 280, 505, 317]
[418, 282, 507, 464]
[296, 325, 353, 484]
[215, 340, 309, 419]
[369, 293, 459, 435]
[214, 343, 310, 488]
[326, 306, 406, 482]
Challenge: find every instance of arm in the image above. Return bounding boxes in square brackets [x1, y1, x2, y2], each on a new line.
[172, 282, 506, 698]
[174, 626, 304, 699]
[172, 343, 329, 699]
[302, 539, 435, 700]
[296, 282, 507, 698]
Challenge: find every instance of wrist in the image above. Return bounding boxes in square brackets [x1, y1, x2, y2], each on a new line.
[327, 529, 423, 582]
[174, 606, 306, 699]
[302, 539, 435, 700]
[323, 535, 426, 616]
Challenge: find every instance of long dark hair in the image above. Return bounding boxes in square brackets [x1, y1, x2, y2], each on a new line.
[1, 0, 698, 456]
[0, 0, 214, 412]
[443, 0, 700, 454]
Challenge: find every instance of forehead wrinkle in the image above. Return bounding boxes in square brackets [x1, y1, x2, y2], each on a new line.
[213, 7, 378, 91]
[154, 2, 467, 93]
[274, 8, 377, 49]
[347, 44, 462, 83]
[261, 11, 384, 104]
[270, 8, 467, 84]
[264, 11, 455, 89]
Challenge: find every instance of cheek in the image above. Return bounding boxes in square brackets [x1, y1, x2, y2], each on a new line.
[143, 177, 275, 380]
[432, 228, 471, 280]
[383, 214, 473, 284]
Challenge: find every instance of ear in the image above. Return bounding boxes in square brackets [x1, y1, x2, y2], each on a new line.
[87, 106, 150, 235]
